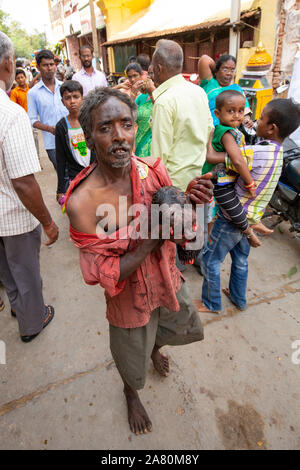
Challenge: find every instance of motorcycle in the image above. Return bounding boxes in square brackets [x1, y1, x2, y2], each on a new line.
[263, 137, 300, 238]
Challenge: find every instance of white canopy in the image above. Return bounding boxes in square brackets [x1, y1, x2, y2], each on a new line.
[107, 0, 254, 43]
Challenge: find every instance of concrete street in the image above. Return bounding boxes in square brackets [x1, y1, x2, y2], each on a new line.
[0, 140, 299, 450]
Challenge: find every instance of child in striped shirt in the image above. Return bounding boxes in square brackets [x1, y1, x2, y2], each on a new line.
[198, 98, 300, 314]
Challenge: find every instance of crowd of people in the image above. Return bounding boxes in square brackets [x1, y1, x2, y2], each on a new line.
[1, 30, 300, 436]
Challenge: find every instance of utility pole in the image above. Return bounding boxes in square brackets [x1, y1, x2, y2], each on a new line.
[229, 0, 241, 57]
[89, 0, 100, 70]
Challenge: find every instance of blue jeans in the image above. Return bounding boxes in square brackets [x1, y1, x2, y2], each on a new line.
[201, 215, 250, 312]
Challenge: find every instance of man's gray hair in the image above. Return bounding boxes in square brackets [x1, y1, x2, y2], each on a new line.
[79, 87, 137, 141]
[0, 32, 14, 65]
[153, 39, 183, 72]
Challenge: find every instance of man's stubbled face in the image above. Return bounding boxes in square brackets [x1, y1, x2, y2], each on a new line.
[90, 97, 135, 169]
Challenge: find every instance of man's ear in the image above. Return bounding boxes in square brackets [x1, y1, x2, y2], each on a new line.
[86, 133, 95, 151]
[3, 56, 13, 75]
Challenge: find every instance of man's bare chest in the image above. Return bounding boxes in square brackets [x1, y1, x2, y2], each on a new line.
[89, 184, 134, 233]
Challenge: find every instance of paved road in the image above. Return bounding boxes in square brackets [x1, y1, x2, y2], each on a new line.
[0, 142, 299, 450]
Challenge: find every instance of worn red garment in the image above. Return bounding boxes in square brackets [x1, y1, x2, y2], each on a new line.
[65, 156, 183, 329]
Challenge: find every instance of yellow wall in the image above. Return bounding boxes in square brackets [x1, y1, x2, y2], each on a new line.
[236, 0, 278, 81]
[252, 0, 278, 60]
[97, 0, 154, 71]
[236, 47, 256, 82]
[107, 46, 115, 73]
[97, 0, 154, 40]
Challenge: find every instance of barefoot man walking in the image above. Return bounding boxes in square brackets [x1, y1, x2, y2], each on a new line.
[65, 87, 213, 434]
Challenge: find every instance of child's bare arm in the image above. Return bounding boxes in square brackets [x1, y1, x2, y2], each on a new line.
[221, 132, 255, 195]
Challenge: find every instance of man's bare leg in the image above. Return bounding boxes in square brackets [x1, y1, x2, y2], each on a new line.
[123, 380, 152, 435]
[151, 344, 169, 377]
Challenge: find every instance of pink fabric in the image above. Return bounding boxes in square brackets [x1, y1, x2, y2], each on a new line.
[66, 156, 183, 328]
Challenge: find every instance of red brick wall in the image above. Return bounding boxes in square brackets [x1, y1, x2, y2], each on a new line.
[66, 35, 82, 72]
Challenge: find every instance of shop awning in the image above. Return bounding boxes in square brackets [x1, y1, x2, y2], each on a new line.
[103, 0, 259, 46]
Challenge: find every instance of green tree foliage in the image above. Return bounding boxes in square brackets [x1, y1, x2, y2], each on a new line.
[0, 8, 10, 34]
[0, 8, 48, 59]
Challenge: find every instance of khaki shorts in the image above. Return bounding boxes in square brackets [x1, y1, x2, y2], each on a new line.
[109, 281, 204, 390]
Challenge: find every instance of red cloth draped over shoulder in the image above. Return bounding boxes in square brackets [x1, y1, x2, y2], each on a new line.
[65, 155, 182, 329]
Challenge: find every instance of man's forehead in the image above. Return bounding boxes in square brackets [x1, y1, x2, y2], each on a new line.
[80, 49, 92, 56]
[92, 97, 133, 123]
[40, 58, 55, 65]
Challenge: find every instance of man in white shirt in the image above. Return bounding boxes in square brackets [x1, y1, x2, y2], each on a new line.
[0, 32, 59, 343]
[72, 45, 107, 96]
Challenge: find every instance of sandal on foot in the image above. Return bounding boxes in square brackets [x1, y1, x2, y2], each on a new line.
[21, 305, 55, 343]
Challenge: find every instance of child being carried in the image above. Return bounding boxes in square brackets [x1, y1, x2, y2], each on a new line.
[204, 89, 272, 247]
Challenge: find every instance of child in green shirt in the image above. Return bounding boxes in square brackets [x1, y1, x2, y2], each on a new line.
[204, 89, 272, 247]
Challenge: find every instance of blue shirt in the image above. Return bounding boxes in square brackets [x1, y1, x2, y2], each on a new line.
[27, 79, 68, 150]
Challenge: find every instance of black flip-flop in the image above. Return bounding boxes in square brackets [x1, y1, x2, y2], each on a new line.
[20, 305, 55, 343]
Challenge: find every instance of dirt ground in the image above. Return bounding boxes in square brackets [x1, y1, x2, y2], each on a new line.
[0, 141, 299, 450]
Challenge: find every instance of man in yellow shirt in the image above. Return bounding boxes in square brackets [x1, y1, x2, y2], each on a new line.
[10, 69, 29, 112]
[151, 39, 213, 192]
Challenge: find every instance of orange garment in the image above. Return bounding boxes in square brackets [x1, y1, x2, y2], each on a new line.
[66, 156, 183, 329]
[10, 85, 29, 112]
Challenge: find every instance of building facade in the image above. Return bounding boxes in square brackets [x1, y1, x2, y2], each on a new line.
[272, 0, 300, 91]
[48, 0, 299, 93]
[98, 0, 280, 79]
[48, 0, 108, 72]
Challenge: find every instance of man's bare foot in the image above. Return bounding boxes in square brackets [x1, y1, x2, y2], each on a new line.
[124, 386, 152, 435]
[222, 288, 232, 302]
[244, 228, 261, 247]
[193, 299, 220, 314]
[251, 222, 274, 235]
[222, 288, 246, 311]
[151, 347, 169, 377]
